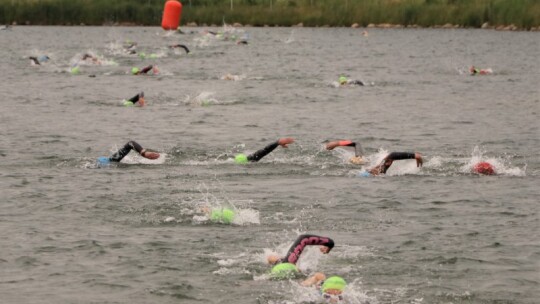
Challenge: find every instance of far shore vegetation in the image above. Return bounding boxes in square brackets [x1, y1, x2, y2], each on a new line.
[1, 0, 539, 30]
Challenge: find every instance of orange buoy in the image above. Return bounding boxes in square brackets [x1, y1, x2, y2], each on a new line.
[161, 0, 182, 31]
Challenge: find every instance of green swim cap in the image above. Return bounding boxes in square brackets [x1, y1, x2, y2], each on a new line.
[122, 100, 134, 107]
[339, 76, 348, 84]
[321, 276, 347, 293]
[70, 66, 80, 75]
[270, 263, 298, 279]
[139, 52, 146, 58]
[149, 53, 158, 59]
[210, 208, 235, 224]
[131, 67, 140, 75]
[235, 153, 248, 164]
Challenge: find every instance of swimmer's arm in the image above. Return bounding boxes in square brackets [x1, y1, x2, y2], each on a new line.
[325, 140, 356, 151]
[371, 152, 422, 174]
[386, 152, 422, 166]
[140, 65, 153, 74]
[140, 149, 160, 160]
[247, 138, 294, 162]
[326, 140, 364, 157]
[354, 142, 364, 157]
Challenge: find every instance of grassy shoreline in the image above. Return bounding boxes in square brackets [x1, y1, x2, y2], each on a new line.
[1, 0, 539, 30]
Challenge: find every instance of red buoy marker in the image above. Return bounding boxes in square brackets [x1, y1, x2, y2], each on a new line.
[161, 0, 182, 31]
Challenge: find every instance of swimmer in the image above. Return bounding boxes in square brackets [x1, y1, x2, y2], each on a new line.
[236, 40, 248, 45]
[124, 41, 137, 54]
[122, 92, 145, 107]
[366, 152, 423, 176]
[267, 234, 335, 266]
[169, 44, 190, 54]
[220, 73, 244, 81]
[302, 274, 347, 303]
[338, 75, 364, 86]
[29, 55, 49, 65]
[97, 140, 159, 166]
[234, 138, 294, 164]
[325, 140, 365, 164]
[469, 66, 493, 75]
[131, 65, 157, 75]
[200, 206, 236, 224]
[472, 161, 495, 175]
[82, 53, 101, 64]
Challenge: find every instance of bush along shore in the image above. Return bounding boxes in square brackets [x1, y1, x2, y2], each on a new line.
[1, 0, 539, 31]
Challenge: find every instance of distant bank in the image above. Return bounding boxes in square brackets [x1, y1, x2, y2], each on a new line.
[1, 0, 539, 31]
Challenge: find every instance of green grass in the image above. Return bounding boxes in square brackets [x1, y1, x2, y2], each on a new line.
[0, 0, 538, 29]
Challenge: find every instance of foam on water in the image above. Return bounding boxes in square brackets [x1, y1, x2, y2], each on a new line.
[460, 146, 525, 176]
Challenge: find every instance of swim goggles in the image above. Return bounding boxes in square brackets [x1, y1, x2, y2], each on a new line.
[322, 293, 344, 302]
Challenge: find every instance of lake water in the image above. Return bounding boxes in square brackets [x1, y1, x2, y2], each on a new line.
[0, 26, 538, 304]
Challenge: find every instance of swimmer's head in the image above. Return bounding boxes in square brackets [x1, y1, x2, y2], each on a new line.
[70, 66, 80, 75]
[321, 276, 347, 294]
[149, 53, 158, 59]
[338, 76, 348, 85]
[38, 55, 49, 62]
[357, 171, 372, 178]
[97, 156, 110, 167]
[473, 161, 495, 175]
[349, 156, 365, 165]
[235, 153, 248, 164]
[210, 208, 235, 224]
[131, 67, 140, 75]
[139, 52, 146, 59]
[270, 263, 298, 280]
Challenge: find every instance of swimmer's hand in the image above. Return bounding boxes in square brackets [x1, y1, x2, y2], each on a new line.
[368, 165, 381, 176]
[349, 156, 365, 165]
[415, 153, 423, 167]
[141, 149, 160, 160]
[325, 141, 340, 150]
[278, 138, 294, 148]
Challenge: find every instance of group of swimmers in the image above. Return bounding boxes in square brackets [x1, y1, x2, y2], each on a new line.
[266, 234, 347, 303]
[94, 138, 495, 303]
[97, 138, 496, 176]
[28, 40, 190, 77]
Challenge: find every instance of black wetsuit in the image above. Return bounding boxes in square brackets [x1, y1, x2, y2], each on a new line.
[349, 80, 365, 86]
[247, 141, 280, 162]
[140, 65, 153, 74]
[279, 234, 335, 265]
[378, 152, 416, 174]
[340, 141, 364, 157]
[109, 141, 144, 162]
[170, 44, 190, 54]
[29, 56, 40, 65]
[126, 92, 144, 105]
